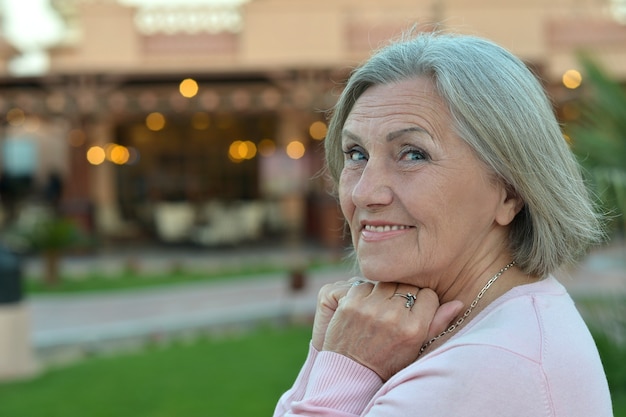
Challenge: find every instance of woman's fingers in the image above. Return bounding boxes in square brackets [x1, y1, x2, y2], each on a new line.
[313, 279, 464, 380]
[311, 278, 372, 350]
[427, 299, 464, 341]
[323, 282, 443, 380]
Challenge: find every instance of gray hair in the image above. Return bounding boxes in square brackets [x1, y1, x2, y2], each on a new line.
[325, 30, 605, 278]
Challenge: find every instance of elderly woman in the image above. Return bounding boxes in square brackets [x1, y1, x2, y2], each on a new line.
[273, 31, 612, 416]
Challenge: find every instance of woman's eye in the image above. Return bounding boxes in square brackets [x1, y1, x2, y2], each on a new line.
[401, 148, 429, 161]
[343, 148, 367, 162]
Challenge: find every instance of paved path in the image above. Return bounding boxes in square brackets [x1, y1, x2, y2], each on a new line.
[23, 242, 625, 364]
[28, 267, 351, 361]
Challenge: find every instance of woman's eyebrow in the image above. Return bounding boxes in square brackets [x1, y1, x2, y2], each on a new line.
[342, 126, 434, 143]
[341, 129, 361, 142]
[386, 127, 433, 142]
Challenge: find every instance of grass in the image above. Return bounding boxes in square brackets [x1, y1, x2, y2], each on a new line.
[615, 395, 626, 417]
[575, 294, 626, 417]
[24, 259, 339, 295]
[594, 324, 626, 417]
[595, 330, 626, 417]
[0, 325, 312, 417]
[0, 324, 624, 416]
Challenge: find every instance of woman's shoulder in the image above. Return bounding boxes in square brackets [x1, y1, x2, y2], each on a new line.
[445, 276, 588, 361]
[408, 276, 612, 417]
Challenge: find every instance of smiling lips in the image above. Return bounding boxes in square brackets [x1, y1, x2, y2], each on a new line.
[363, 224, 412, 232]
[360, 223, 414, 241]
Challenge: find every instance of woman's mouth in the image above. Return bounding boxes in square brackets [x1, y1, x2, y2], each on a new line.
[363, 224, 412, 232]
[360, 223, 414, 241]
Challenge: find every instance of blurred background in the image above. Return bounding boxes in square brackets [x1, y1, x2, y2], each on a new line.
[0, 0, 624, 416]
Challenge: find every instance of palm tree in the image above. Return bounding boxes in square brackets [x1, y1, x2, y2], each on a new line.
[26, 215, 85, 286]
[566, 54, 626, 237]
[2, 206, 87, 286]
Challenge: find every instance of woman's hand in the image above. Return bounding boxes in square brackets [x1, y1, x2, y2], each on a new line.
[311, 279, 358, 351]
[318, 281, 463, 381]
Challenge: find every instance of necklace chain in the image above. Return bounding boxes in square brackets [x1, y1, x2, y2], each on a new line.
[418, 261, 516, 356]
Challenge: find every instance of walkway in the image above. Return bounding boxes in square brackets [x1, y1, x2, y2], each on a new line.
[24, 243, 353, 364]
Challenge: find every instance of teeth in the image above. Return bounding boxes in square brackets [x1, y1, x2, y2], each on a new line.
[364, 224, 410, 232]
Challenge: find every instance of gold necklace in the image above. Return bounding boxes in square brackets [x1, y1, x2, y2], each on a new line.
[418, 261, 516, 356]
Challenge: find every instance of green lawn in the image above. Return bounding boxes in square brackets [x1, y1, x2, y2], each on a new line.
[0, 324, 624, 416]
[594, 330, 626, 417]
[24, 260, 337, 295]
[613, 392, 626, 417]
[575, 295, 626, 416]
[0, 326, 312, 417]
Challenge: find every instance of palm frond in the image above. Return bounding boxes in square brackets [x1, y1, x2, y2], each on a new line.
[567, 53, 626, 236]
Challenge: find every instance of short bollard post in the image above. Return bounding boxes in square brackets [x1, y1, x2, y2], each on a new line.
[289, 268, 306, 291]
[0, 246, 38, 381]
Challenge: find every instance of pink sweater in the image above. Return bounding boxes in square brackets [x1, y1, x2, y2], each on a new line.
[274, 276, 613, 416]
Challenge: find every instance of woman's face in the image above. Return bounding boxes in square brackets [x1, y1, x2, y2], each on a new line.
[339, 77, 516, 291]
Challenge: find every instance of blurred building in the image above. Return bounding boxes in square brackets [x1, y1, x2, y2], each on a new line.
[0, 0, 624, 248]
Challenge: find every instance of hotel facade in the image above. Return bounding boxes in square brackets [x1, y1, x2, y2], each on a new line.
[0, 0, 624, 248]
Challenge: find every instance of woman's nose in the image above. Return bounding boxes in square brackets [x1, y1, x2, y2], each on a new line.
[351, 161, 394, 209]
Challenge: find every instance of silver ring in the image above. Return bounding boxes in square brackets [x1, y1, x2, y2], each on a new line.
[394, 292, 416, 309]
[351, 280, 366, 287]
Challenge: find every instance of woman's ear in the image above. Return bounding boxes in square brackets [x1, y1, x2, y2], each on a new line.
[495, 185, 524, 226]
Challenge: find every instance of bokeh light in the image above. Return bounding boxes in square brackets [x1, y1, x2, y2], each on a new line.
[6, 107, 25, 126]
[243, 141, 257, 159]
[562, 69, 582, 89]
[228, 140, 257, 162]
[87, 146, 106, 165]
[146, 112, 166, 131]
[68, 129, 86, 147]
[107, 144, 131, 165]
[309, 121, 327, 140]
[179, 78, 199, 98]
[286, 140, 306, 160]
[258, 139, 276, 157]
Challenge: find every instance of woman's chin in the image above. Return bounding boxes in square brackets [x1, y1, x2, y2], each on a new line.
[358, 260, 409, 283]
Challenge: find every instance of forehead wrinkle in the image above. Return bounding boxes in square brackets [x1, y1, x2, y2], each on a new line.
[341, 128, 361, 143]
[340, 125, 435, 146]
[386, 126, 434, 143]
